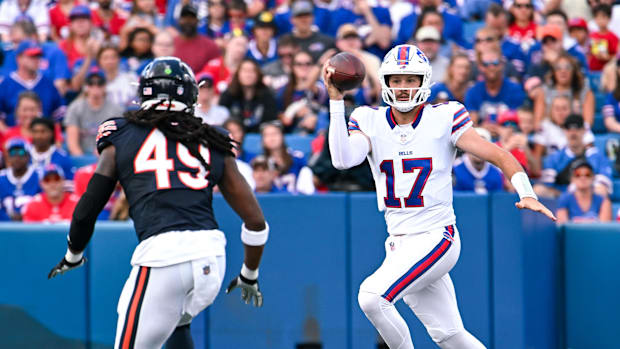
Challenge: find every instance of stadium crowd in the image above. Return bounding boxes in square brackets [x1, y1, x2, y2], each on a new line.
[0, 0, 619, 223]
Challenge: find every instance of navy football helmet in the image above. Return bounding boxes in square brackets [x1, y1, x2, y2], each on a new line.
[138, 57, 198, 112]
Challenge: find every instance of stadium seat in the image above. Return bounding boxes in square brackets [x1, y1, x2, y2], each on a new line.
[243, 134, 314, 159]
[71, 155, 97, 169]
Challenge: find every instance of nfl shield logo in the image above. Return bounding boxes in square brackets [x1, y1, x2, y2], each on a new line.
[203, 265, 210, 275]
[389, 242, 395, 251]
[400, 133, 407, 144]
[177, 86, 184, 95]
[143, 87, 152, 95]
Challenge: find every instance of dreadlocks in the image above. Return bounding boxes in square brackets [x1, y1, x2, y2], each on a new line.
[124, 102, 237, 174]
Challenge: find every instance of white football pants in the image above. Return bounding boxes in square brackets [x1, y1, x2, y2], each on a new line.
[114, 255, 225, 349]
[358, 225, 485, 349]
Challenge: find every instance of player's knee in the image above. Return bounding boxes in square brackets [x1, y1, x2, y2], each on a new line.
[358, 290, 390, 316]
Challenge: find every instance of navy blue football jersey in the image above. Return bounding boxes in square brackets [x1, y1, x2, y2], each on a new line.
[96, 117, 227, 241]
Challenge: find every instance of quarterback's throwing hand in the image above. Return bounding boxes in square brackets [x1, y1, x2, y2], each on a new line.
[48, 256, 87, 279]
[515, 197, 557, 221]
[226, 275, 263, 307]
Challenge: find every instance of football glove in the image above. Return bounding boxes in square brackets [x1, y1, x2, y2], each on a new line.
[225, 274, 263, 307]
[48, 256, 87, 279]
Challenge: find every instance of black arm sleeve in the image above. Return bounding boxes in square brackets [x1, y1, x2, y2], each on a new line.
[68, 173, 117, 253]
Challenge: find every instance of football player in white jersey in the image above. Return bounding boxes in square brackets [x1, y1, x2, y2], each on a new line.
[323, 45, 556, 349]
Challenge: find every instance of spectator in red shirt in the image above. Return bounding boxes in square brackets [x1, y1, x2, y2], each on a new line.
[174, 4, 220, 73]
[495, 109, 533, 175]
[200, 33, 248, 94]
[91, 0, 128, 40]
[59, 5, 101, 69]
[48, 0, 77, 41]
[508, 0, 537, 52]
[73, 159, 120, 220]
[2, 91, 42, 147]
[22, 164, 79, 223]
[588, 4, 618, 71]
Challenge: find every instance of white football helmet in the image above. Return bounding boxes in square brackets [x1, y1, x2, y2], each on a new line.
[379, 44, 433, 112]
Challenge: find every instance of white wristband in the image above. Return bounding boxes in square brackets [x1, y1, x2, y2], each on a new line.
[511, 172, 537, 200]
[241, 222, 269, 246]
[241, 264, 259, 280]
[329, 99, 345, 118]
[65, 248, 83, 263]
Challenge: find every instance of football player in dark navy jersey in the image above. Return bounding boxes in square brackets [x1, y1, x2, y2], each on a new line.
[48, 57, 270, 349]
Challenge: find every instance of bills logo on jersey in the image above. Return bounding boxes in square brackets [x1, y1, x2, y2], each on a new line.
[96, 120, 118, 141]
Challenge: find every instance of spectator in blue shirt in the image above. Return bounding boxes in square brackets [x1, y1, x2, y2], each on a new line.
[273, 1, 331, 36]
[430, 52, 472, 104]
[251, 155, 287, 194]
[453, 127, 504, 193]
[29, 118, 74, 181]
[602, 63, 620, 133]
[1, 18, 71, 96]
[464, 47, 525, 125]
[556, 159, 612, 224]
[0, 40, 65, 127]
[471, 26, 525, 82]
[396, 0, 468, 49]
[485, 4, 530, 74]
[0, 138, 41, 221]
[247, 11, 278, 67]
[327, 0, 392, 58]
[536, 114, 613, 198]
[260, 121, 315, 194]
[198, 0, 229, 50]
[525, 24, 588, 85]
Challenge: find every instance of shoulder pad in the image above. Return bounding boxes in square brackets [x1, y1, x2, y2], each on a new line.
[96, 117, 128, 153]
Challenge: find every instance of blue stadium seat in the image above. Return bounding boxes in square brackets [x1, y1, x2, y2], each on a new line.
[71, 155, 97, 169]
[243, 134, 314, 158]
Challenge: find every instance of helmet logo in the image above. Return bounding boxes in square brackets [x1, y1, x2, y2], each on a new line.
[397, 46, 410, 66]
[415, 48, 429, 64]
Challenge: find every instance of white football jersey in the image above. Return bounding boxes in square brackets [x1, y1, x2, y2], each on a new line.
[348, 101, 472, 235]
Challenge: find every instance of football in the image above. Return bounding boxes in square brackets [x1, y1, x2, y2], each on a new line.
[327, 52, 366, 91]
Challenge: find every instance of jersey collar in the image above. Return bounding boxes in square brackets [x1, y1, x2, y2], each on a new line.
[385, 105, 424, 130]
[7, 166, 35, 186]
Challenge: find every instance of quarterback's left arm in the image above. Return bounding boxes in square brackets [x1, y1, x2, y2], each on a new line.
[456, 127, 556, 221]
[48, 146, 118, 279]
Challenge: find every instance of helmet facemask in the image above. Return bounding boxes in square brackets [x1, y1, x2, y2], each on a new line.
[381, 74, 431, 113]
